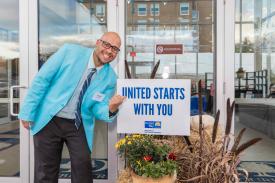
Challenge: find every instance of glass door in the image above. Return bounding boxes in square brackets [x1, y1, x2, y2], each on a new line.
[0, 0, 29, 182]
[0, 0, 20, 177]
[125, 0, 216, 115]
[36, 0, 115, 182]
[234, 0, 275, 182]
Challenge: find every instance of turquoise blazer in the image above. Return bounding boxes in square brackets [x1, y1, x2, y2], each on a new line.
[18, 43, 117, 151]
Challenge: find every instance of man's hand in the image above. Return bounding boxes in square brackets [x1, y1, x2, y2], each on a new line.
[21, 120, 31, 129]
[109, 95, 126, 112]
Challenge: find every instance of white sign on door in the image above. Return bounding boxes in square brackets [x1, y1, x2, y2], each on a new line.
[117, 79, 190, 135]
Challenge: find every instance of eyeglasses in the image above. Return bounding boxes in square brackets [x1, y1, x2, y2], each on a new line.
[99, 39, 120, 53]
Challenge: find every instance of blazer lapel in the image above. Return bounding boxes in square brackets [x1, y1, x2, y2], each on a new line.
[82, 64, 109, 103]
[75, 48, 93, 84]
[90, 64, 108, 91]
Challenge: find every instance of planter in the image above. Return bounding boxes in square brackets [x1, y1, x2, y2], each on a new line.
[236, 72, 245, 79]
[236, 68, 245, 79]
[131, 171, 176, 183]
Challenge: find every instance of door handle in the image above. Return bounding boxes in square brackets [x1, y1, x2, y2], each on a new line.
[10, 85, 27, 116]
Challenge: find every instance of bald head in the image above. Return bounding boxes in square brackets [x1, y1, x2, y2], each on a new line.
[100, 32, 121, 48]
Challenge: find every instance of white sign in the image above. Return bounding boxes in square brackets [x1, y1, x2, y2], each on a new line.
[117, 79, 191, 135]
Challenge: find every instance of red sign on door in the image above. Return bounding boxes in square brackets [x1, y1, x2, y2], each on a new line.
[156, 44, 183, 54]
[130, 51, 136, 57]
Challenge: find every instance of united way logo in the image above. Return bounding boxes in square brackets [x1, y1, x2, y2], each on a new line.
[144, 121, 162, 129]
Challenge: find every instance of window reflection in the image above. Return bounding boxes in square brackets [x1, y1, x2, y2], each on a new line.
[0, 0, 20, 177]
[150, 3, 160, 16]
[39, 0, 107, 66]
[241, 0, 254, 22]
[180, 3, 190, 15]
[235, 0, 275, 98]
[234, 1, 275, 176]
[126, 0, 215, 115]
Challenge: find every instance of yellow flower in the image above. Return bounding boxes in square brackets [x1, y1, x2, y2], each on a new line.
[115, 137, 127, 149]
[136, 160, 141, 167]
[127, 141, 132, 145]
[133, 134, 141, 138]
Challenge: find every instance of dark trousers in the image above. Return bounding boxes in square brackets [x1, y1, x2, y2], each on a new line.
[33, 116, 93, 183]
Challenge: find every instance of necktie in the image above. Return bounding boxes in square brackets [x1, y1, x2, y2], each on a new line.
[75, 68, 97, 129]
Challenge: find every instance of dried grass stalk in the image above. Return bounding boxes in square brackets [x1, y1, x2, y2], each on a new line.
[150, 60, 160, 79]
[125, 60, 132, 79]
[235, 138, 262, 156]
[117, 80, 261, 183]
[231, 128, 246, 153]
[212, 110, 220, 143]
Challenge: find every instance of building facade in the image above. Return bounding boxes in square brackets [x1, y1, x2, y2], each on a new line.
[0, 0, 274, 182]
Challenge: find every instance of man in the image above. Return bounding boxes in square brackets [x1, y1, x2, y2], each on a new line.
[18, 32, 125, 183]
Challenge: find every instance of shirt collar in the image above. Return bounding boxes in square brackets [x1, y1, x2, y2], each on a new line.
[89, 51, 103, 72]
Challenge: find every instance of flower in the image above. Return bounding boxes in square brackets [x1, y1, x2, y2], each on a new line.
[116, 134, 177, 179]
[136, 160, 142, 167]
[168, 153, 176, 160]
[132, 134, 141, 138]
[143, 155, 152, 161]
[115, 138, 126, 149]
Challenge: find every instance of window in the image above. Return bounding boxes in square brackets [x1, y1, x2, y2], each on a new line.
[137, 20, 147, 32]
[242, 0, 254, 21]
[179, 24, 189, 31]
[149, 19, 159, 31]
[272, 17, 275, 28]
[126, 0, 216, 115]
[138, 4, 147, 16]
[96, 4, 105, 17]
[0, 29, 8, 41]
[10, 31, 19, 42]
[180, 3, 189, 15]
[192, 10, 199, 21]
[150, 3, 159, 16]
